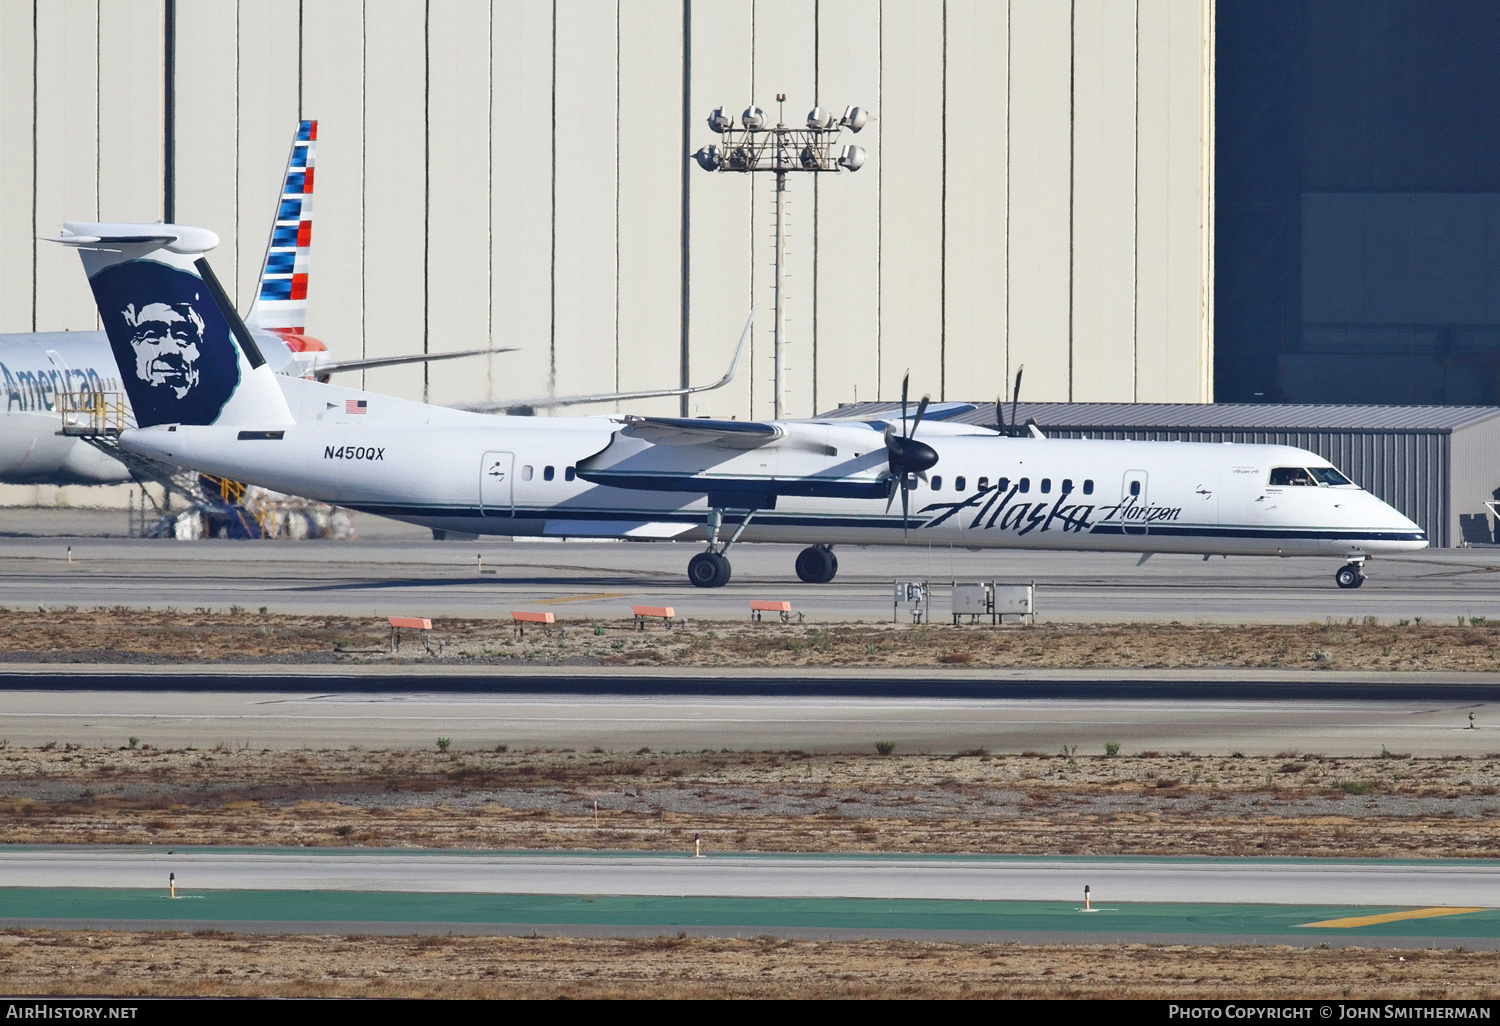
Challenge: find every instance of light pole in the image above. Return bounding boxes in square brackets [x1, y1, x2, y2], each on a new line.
[694, 95, 868, 420]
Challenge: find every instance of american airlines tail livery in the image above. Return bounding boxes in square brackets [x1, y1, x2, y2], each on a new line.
[54, 221, 1427, 589]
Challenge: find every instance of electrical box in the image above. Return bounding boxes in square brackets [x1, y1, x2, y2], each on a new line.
[893, 580, 930, 623]
[992, 583, 1035, 621]
[948, 582, 1036, 625]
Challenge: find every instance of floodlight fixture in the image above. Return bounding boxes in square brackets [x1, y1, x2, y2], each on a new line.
[807, 107, 837, 131]
[692, 94, 873, 418]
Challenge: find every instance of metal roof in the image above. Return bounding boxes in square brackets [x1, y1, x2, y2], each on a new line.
[827, 401, 1500, 433]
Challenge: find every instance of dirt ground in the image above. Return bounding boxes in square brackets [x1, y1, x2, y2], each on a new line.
[0, 931, 1494, 999]
[8, 606, 1500, 671]
[3, 745, 1499, 858]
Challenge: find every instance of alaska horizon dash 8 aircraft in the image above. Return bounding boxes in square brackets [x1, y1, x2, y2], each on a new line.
[53, 221, 1428, 589]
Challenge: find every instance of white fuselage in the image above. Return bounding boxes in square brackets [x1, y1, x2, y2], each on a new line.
[119, 377, 1428, 558]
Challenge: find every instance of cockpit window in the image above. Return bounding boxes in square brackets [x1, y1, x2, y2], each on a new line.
[1309, 466, 1352, 486]
[1269, 467, 1316, 486]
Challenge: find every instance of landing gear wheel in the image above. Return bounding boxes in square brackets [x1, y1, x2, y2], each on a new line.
[688, 551, 732, 588]
[795, 545, 839, 584]
[1335, 564, 1365, 589]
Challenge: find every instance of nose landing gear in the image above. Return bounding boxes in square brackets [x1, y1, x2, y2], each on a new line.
[795, 544, 838, 583]
[1335, 561, 1366, 589]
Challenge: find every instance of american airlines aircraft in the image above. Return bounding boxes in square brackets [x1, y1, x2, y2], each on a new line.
[52, 221, 1429, 589]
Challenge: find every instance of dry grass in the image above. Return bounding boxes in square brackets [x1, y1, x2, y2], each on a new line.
[8, 607, 1500, 670]
[3, 745, 1500, 857]
[0, 931, 1494, 998]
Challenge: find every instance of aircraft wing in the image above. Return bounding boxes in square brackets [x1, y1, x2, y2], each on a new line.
[452, 310, 752, 414]
[312, 346, 519, 375]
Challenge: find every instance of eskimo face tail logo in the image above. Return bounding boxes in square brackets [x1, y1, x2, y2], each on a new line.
[87, 260, 240, 427]
[122, 301, 204, 398]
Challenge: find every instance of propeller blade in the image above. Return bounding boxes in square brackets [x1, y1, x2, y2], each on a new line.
[910, 394, 932, 438]
[900, 474, 910, 539]
[900, 372, 910, 437]
[1010, 365, 1024, 435]
[995, 393, 1006, 432]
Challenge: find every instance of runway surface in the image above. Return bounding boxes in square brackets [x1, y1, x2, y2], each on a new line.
[5, 530, 1500, 623]
[4, 849, 1498, 946]
[2, 674, 1498, 753]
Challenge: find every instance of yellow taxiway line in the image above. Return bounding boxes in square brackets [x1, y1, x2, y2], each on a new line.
[1300, 907, 1488, 929]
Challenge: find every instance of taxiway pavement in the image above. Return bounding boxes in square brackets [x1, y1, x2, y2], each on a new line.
[0, 673, 1496, 754]
[4, 531, 1500, 623]
[4, 850, 1498, 947]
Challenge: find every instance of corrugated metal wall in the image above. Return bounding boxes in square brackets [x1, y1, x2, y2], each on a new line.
[1450, 416, 1500, 548]
[0, 0, 1217, 425]
[1039, 424, 1451, 546]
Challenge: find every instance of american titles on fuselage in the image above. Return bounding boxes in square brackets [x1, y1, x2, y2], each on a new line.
[1, 362, 116, 413]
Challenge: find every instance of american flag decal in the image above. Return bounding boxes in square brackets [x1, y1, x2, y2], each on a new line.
[346, 400, 367, 414]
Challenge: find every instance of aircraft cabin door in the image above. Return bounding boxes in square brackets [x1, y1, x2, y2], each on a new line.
[1121, 470, 1148, 536]
[480, 451, 514, 516]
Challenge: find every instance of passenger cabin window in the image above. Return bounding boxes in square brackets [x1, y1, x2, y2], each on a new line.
[1129, 480, 1141, 496]
[955, 476, 966, 491]
[978, 477, 989, 491]
[1040, 478, 1051, 494]
[997, 477, 1009, 492]
[1018, 477, 1030, 493]
[1269, 467, 1316, 487]
[565, 466, 576, 482]
[1061, 479, 1073, 494]
[1083, 479, 1094, 495]
[543, 465, 555, 481]
[521, 465, 534, 481]
[930, 476, 942, 491]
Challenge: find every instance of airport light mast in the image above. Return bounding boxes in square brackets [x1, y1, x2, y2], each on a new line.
[694, 95, 868, 419]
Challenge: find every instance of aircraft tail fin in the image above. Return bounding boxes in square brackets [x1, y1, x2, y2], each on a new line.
[245, 119, 316, 333]
[50, 222, 294, 429]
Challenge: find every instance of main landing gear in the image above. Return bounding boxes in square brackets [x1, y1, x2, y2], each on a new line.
[795, 544, 838, 584]
[687, 507, 759, 588]
[1335, 559, 1366, 589]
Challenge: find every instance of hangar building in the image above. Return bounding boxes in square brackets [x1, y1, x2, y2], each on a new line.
[0, 0, 1215, 424]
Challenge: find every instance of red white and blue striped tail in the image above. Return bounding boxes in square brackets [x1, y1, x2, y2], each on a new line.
[245, 119, 316, 333]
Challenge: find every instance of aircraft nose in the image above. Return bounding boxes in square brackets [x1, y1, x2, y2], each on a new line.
[1371, 493, 1427, 544]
